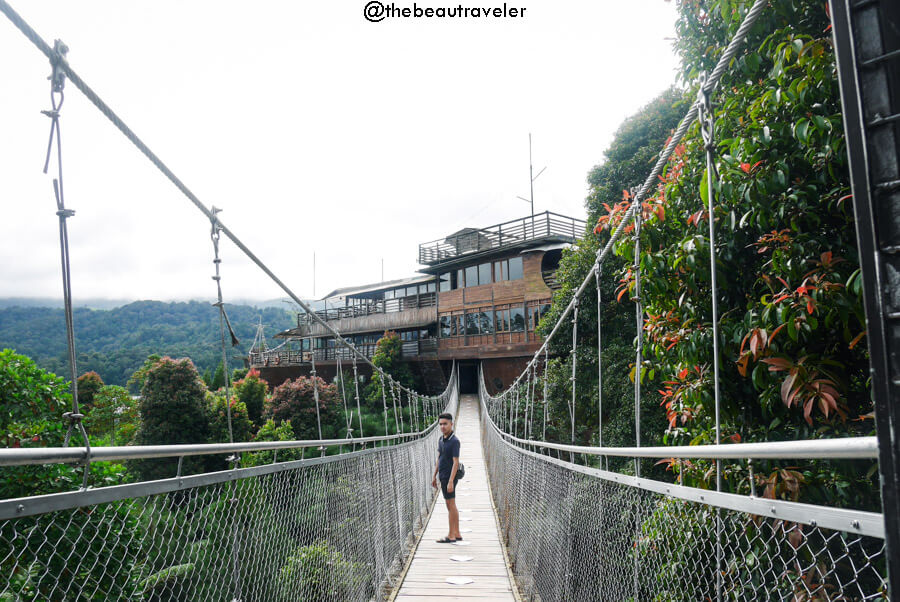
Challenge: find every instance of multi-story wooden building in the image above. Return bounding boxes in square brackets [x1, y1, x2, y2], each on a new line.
[252, 211, 584, 394]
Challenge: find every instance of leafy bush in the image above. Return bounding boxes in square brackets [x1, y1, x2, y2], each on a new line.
[266, 376, 341, 440]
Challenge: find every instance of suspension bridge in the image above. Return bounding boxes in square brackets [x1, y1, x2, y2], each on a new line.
[1, 0, 899, 600]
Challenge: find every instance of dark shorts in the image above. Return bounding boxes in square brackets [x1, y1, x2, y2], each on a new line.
[440, 477, 459, 500]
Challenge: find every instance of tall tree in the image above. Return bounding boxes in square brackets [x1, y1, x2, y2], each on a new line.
[131, 357, 211, 481]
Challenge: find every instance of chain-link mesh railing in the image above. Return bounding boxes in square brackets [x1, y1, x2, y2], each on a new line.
[0, 377, 456, 601]
[480, 384, 888, 601]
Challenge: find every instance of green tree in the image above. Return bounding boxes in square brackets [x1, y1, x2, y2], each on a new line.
[210, 361, 226, 391]
[234, 368, 268, 427]
[76, 370, 104, 409]
[364, 331, 415, 411]
[131, 357, 211, 481]
[84, 384, 139, 445]
[127, 353, 161, 394]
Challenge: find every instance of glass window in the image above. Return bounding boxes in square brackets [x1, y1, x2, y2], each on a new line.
[466, 312, 479, 335]
[465, 265, 478, 288]
[510, 307, 526, 332]
[457, 269, 465, 288]
[480, 310, 494, 334]
[478, 263, 492, 285]
[439, 273, 451, 292]
[440, 315, 451, 337]
[385, 289, 395, 300]
[406, 286, 418, 297]
[496, 309, 509, 332]
[426, 282, 436, 293]
[509, 256, 523, 280]
[450, 315, 458, 336]
[494, 260, 507, 281]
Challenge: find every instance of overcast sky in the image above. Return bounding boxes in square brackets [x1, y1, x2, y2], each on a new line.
[0, 1, 680, 305]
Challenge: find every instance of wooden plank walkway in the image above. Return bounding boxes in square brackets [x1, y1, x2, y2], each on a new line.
[393, 394, 517, 601]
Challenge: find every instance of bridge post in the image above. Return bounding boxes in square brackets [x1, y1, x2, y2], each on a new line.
[830, 0, 900, 591]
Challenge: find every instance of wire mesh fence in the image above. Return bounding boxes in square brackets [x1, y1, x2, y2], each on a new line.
[0, 384, 456, 602]
[481, 387, 889, 601]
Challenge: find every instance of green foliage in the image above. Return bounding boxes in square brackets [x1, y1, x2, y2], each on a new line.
[235, 368, 268, 427]
[578, 0, 874, 507]
[539, 88, 685, 473]
[0, 349, 73, 498]
[266, 376, 342, 440]
[84, 384, 139, 445]
[131, 357, 211, 481]
[364, 331, 415, 410]
[243, 419, 300, 466]
[208, 392, 254, 444]
[76, 370, 104, 408]
[0, 348, 69, 449]
[210, 361, 226, 391]
[277, 540, 369, 602]
[0, 301, 294, 388]
[127, 353, 161, 394]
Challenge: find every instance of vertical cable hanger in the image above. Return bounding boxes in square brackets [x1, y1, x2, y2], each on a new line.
[42, 39, 91, 490]
[352, 357, 364, 442]
[698, 70, 724, 602]
[210, 207, 239, 446]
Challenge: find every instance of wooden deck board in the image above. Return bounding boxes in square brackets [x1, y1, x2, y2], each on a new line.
[393, 394, 516, 601]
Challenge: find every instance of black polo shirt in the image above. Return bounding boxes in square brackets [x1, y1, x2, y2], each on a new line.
[438, 432, 460, 481]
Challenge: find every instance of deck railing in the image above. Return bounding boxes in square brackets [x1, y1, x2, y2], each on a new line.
[418, 211, 586, 265]
[250, 338, 438, 367]
[298, 293, 436, 327]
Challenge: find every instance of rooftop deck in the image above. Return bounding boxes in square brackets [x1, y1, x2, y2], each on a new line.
[418, 211, 586, 266]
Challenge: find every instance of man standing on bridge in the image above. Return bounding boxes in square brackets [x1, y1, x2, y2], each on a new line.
[432, 412, 462, 543]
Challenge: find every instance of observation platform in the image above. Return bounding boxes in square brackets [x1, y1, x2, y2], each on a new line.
[394, 394, 517, 601]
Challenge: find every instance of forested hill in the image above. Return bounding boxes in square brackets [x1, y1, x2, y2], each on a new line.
[0, 300, 295, 387]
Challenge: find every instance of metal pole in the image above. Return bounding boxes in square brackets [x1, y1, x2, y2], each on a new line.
[829, 0, 900, 589]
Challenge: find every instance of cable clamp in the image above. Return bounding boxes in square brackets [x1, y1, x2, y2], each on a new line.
[55, 208, 75, 219]
[62, 411, 84, 424]
[48, 39, 69, 93]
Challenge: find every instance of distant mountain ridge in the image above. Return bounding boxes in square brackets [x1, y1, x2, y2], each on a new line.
[0, 300, 297, 387]
[0, 297, 309, 310]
